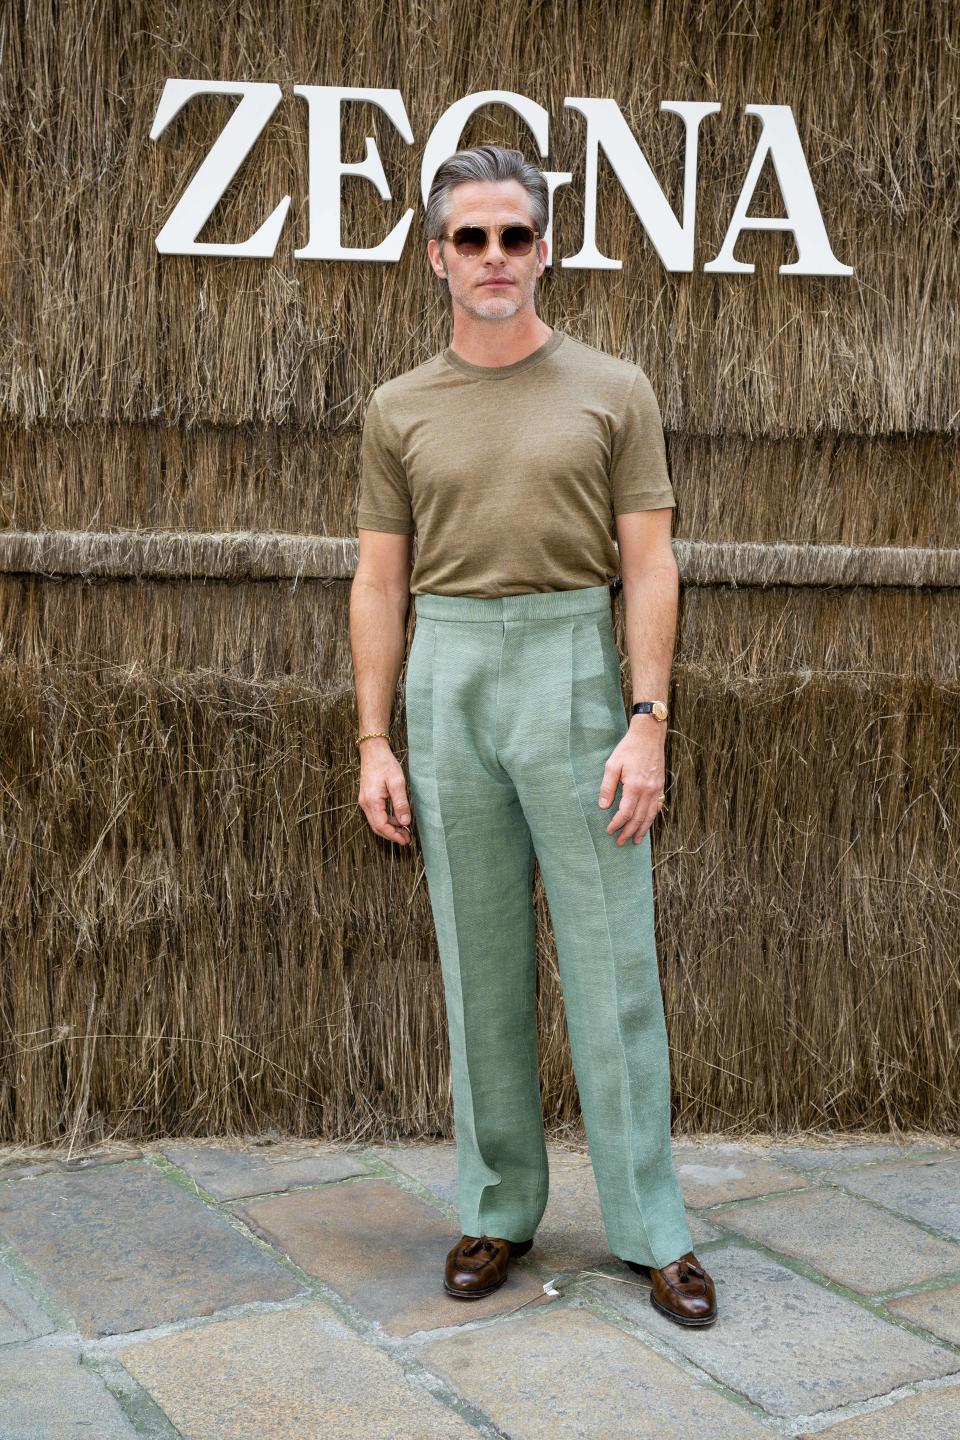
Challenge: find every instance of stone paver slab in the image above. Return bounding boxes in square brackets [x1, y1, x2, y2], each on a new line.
[585, 1242, 960, 1418]
[235, 1177, 545, 1335]
[0, 1160, 303, 1337]
[0, 1161, 61, 1182]
[672, 1143, 811, 1206]
[833, 1155, 960, 1241]
[368, 1140, 459, 1208]
[370, 1141, 720, 1272]
[0, 1348, 141, 1439]
[809, 1381, 960, 1436]
[0, 1144, 142, 1183]
[769, 1142, 922, 1174]
[0, 1258, 55, 1342]
[708, 1186, 960, 1293]
[886, 1282, 960, 1345]
[161, 1140, 368, 1200]
[117, 1300, 476, 1438]
[422, 1303, 775, 1437]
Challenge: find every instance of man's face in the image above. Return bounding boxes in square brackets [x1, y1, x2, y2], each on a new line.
[427, 179, 548, 321]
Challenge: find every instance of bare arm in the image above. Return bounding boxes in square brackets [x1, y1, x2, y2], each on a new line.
[598, 507, 679, 844]
[350, 529, 415, 845]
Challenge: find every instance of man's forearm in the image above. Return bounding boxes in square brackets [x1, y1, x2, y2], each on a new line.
[349, 576, 409, 736]
[621, 560, 679, 721]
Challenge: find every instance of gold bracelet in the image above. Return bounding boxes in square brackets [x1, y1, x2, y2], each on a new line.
[356, 731, 391, 747]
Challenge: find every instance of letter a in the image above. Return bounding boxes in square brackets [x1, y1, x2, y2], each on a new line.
[705, 105, 853, 275]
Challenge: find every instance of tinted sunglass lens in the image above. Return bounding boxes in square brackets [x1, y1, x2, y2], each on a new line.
[453, 226, 486, 256]
[502, 225, 535, 255]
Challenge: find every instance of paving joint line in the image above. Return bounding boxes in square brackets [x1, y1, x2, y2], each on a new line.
[0, 1230, 75, 1334]
[575, 1268, 960, 1439]
[79, 1349, 184, 1439]
[825, 1171, 960, 1246]
[786, 1370, 960, 1436]
[139, 1155, 528, 1439]
[145, 1150, 377, 1204]
[568, 1284, 792, 1436]
[702, 1176, 960, 1259]
[5, 1139, 960, 1436]
[685, 1232, 960, 1355]
[575, 1234, 960, 1430]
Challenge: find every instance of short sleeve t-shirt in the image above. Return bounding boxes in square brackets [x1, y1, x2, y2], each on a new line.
[357, 326, 674, 597]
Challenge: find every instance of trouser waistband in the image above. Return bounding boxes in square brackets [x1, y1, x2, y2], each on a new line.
[413, 584, 613, 623]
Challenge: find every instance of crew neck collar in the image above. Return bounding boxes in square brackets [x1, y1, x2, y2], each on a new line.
[442, 327, 565, 379]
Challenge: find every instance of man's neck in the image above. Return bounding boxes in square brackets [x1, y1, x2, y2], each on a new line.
[446, 316, 554, 369]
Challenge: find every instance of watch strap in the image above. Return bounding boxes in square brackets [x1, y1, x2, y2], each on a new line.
[631, 700, 668, 721]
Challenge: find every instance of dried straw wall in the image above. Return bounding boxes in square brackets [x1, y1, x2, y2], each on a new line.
[1, 1, 958, 1143]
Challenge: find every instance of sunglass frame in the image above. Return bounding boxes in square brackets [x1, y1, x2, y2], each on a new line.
[440, 223, 540, 257]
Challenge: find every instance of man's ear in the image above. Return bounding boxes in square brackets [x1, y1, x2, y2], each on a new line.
[427, 239, 447, 280]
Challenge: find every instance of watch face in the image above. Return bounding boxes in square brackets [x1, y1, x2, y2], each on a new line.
[652, 701, 668, 721]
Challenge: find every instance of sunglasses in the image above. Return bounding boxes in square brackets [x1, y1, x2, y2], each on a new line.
[440, 223, 540, 258]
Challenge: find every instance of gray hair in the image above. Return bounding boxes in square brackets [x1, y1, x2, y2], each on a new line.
[424, 144, 549, 307]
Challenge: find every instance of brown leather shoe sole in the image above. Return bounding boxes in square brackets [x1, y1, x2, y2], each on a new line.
[650, 1289, 717, 1326]
[626, 1259, 718, 1327]
[443, 1236, 534, 1299]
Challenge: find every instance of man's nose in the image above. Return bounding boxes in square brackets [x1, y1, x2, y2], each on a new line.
[484, 233, 509, 263]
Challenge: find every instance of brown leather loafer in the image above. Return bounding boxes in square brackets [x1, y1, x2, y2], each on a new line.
[624, 1251, 717, 1326]
[444, 1233, 534, 1299]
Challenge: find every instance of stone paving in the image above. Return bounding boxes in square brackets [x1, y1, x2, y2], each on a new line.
[1, 1133, 959, 1438]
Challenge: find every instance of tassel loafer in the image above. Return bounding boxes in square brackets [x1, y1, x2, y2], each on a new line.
[443, 1232, 534, 1299]
[624, 1250, 717, 1326]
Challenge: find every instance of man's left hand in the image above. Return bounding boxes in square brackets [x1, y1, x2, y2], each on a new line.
[598, 721, 667, 844]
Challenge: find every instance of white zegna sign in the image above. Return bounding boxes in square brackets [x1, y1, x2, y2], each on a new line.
[149, 82, 853, 275]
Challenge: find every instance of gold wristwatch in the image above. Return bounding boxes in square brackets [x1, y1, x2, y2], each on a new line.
[631, 701, 668, 722]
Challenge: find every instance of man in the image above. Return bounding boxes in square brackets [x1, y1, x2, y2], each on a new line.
[350, 144, 716, 1327]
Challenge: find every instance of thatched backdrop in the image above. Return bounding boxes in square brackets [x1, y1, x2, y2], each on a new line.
[1, 1, 958, 1144]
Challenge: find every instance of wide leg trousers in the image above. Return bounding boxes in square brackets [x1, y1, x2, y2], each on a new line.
[403, 582, 693, 1269]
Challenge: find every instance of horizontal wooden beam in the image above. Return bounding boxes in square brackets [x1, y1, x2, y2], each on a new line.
[0, 530, 958, 588]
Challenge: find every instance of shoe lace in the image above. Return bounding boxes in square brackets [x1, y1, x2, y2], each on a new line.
[462, 1234, 498, 1257]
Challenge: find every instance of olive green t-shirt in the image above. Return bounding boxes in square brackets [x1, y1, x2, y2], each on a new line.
[356, 326, 674, 598]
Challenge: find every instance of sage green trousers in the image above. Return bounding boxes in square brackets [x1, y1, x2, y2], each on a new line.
[404, 582, 692, 1269]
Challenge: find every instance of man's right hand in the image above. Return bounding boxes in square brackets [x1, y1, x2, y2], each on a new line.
[358, 738, 414, 845]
